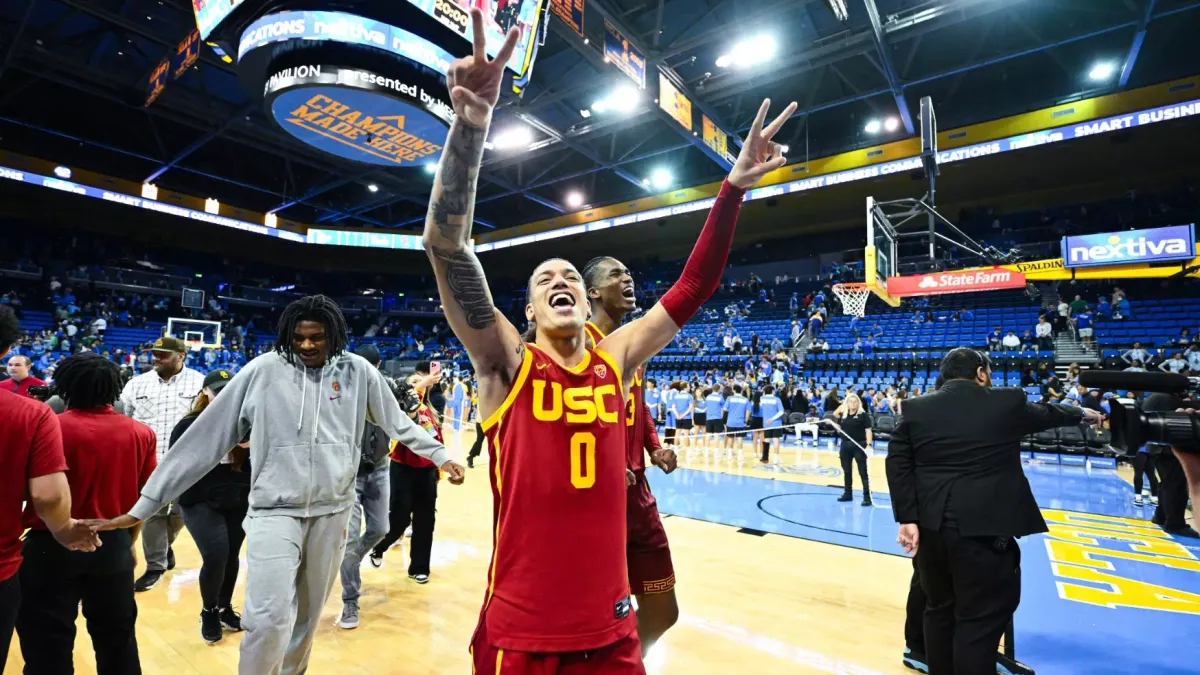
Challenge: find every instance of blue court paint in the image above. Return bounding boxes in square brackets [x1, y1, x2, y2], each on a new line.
[650, 461, 1200, 673]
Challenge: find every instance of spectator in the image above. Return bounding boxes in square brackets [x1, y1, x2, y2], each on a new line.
[1125, 360, 1147, 373]
[871, 324, 884, 339]
[1043, 376, 1065, 403]
[1096, 297, 1112, 319]
[120, 336, 205, 592]
[1035, 316, 1054, 350]
[1073, 305, 1095, 346]
[1069, 294, 1087, 314]
[1020, 330, 1036, 351]
[1114, 295, 1132, 320]
[732, 331, 743, 354]
[808, 311, 824, 339]
[987, 326, 1003, 352]
[723, 331, 734, 353]
[1160, 352, 1188, 374]
[1122, 342, 1151, 366]
[1176, 328, 1193, 346]
[4, 355, 45, 397]
[1001, 331, 1021, 351]
[790, 320, 801, 348]
[1055, 298, 1071, 333]
[1187, 345, 1200, 373]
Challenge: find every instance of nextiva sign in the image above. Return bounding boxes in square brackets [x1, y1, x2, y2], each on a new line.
[1061, 225, 1196, 268]
[265, 65, 452, 167]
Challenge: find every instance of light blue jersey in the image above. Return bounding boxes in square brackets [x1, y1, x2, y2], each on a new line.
[759, 394, 785, 428]
[724, 395, 750, 429]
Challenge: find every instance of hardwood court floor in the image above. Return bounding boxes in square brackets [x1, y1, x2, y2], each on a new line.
[5, 430, 918, 675]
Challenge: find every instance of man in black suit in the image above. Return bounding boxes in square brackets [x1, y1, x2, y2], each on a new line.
[887, 348, 1101, 674]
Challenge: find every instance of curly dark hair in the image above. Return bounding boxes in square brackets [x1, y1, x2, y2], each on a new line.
[55, 353, 122, 409]
[274, 295, 348, 364]
[0, 305, 20, 355]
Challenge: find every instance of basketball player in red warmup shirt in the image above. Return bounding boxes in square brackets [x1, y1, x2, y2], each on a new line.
[584, 261, 682, 655]
[422, 10, 794, 671]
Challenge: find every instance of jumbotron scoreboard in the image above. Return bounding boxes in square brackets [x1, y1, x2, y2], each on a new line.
[190, 0, 547, 167]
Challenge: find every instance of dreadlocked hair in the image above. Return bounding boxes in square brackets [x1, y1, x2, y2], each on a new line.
[582, 256, 616, 291]
[55, 352, 122, 409]
[275, 294, 349, 364]
[0, 305, 19, 355]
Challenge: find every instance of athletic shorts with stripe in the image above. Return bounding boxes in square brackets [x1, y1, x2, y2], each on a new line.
[470, 614, 645, 674]
[627, 469, 675, 596]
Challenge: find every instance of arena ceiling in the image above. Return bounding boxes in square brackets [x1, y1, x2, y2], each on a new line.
[1, 0, 1198, 237]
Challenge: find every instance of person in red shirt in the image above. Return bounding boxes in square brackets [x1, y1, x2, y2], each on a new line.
[16, 353, 157, 674]
[422, 11, 790, 671]
[4, 354, 45, 397]
[0, 306, 98, 665]
[370, 375, 446, 583]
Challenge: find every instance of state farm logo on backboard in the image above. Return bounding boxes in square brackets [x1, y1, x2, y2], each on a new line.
[887, 267, 1027, 297]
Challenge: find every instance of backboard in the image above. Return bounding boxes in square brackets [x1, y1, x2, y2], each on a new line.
[864, 196, 902, 307]
[166, 317, 223, 350]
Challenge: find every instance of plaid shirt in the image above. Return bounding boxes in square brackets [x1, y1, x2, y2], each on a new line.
[120, 367, 204, 459]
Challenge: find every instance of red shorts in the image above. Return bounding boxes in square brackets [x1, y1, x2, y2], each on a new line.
[627, 470, 675, 596]
[470, 617, 646, 674]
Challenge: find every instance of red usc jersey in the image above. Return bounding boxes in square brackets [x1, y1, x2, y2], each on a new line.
[585, 321, 649, 472]
[476, 342, 635, 652]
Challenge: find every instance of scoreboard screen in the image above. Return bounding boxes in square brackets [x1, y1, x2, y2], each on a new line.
[405, 0, 542, 76]
[193, 0, 247, 40]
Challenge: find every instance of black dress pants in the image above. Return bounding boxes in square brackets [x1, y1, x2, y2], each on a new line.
[1133, 452, 1159, 496]
[916, 525, 1021, 675]
[180, 500, 248, 610]
[17, 529, 140, 675]
[1153, 449, 1189, 530]
[372, 462, 439, 575]
[839, 446, 869, 494]
[467, 423, 487, 462]
[0, 572, 18, 674]
[904, 558, 925, 653]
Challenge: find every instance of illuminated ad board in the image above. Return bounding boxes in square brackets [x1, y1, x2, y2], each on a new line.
[604, 20, 646, 88]
[193, 0, 247, 41]
[404, 0, 544, 77]
[1061, 224, 1196, 268]
[307, 228, 474, 252]
[264, 65, 453, 167]
[0, 164, 305, 243]
[549, 0, 584, 37]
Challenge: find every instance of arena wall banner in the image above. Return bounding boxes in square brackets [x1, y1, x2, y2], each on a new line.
[886, 267, 1028, 296]
[1061, 224, 1196, 268]
[658, 73, 692, 131]
[549, 0, 584, 37]
[603, 20, 646, 88]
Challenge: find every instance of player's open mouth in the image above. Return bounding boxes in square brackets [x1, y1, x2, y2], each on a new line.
[549, 292, 576, 311]
[621, 286, 636, 300]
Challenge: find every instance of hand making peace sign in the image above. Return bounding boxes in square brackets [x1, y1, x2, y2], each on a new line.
[446, 8, 521, 129]
[728, 99, 798, 190]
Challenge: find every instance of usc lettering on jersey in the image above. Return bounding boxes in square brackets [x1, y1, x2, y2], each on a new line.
[585, 321, 649, 472]
[475, 342, 635, 652]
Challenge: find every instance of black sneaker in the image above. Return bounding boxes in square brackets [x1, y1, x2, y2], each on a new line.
[167, 547, 176, 571]
[409, 573, 430, 584]
[902, 647, 929, 672]
[467, 458, 475, 469]
[1166, 525, 1200, 539]
[134, 570, 164, 592]
[200, 608, 222, 644]
[837, 492, 853, 502]
[862, 496, 873, 507]
[219, 606, 243, 632]
[369, 551, 384, 568]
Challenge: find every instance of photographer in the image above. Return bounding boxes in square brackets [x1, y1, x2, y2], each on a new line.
[1145, 394, 1199, 538]
[887, 348, 1101, 674]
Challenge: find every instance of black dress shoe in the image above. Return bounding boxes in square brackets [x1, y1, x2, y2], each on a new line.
[837, 492, 853, 502]
[167, 547, 176, 571]
[1166, 526, 1200, 538]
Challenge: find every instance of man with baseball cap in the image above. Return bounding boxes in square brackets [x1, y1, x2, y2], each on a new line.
[120, 335, 205, 591]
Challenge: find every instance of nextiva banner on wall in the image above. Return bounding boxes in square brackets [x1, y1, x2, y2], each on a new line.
[264, 65, 453, 166]
[237, 11, 456, 75]
[1061, 224, 1196, 268]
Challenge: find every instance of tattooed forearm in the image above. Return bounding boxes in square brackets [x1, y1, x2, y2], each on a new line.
[429, 122, 486, 244]
[429, 246, 495, 330]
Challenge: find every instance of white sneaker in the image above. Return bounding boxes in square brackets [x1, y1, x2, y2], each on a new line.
[409, 573, 429, 584]
[336, 603, 359, 629]
[1150, 495, 1159, 506]
[403, 525, 413, 538]
[1133, 494, 1144, 506]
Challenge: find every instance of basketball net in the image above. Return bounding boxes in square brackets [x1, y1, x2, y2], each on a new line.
[186, 338, 205, 353]
[832, 283, 872, 318]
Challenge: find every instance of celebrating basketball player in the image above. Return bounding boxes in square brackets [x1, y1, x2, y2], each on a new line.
[424, 9, 794, 672]
[583, 257, 682, 655]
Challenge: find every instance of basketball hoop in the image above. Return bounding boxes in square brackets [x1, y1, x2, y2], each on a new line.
[832, 283, 872, 318]
[186, 338, 204, 353]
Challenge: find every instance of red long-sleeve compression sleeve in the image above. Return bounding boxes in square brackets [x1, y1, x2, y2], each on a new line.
[659, 179, 747, 326]
[642, 403, 662, 452]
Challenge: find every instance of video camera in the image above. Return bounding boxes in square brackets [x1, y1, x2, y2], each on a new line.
[1077, 370, 1200, 456]
[27, 384, 55, 402]
[389, 376, 422, 416]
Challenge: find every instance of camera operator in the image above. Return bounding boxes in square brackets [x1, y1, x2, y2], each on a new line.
[5, 355, 45, 398]
[1176, 408, 1200, 534]
[1145, 393, 1199, 537]
[887, 348, 1102, 674]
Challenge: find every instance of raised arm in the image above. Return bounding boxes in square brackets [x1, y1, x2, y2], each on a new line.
[423, 9, 523, 388]
[598, 99, 796, 379]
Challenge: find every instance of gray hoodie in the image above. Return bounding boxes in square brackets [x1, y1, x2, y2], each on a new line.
[129, 351, 449, 521]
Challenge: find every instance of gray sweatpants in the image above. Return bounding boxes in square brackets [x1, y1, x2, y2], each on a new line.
[142, 501, 185, 573]
[239, 510, 352, 675]
[339, 465, 391, 605]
